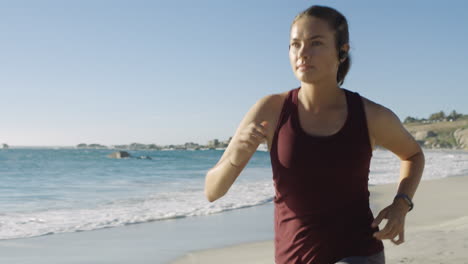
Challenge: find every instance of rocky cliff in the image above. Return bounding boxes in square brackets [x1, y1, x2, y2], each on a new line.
[404, 119, 468, 150]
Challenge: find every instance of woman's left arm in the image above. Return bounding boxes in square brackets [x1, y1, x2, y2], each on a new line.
[365, 102, 425, 245]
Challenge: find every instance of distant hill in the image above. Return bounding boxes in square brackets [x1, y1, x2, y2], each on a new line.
[404, 118, 468, 150]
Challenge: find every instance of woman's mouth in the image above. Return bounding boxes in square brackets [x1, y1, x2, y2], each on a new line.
[297, 65, 312, 71]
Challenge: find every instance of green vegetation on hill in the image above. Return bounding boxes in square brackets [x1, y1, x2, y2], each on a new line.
[404, 110, 467, 124]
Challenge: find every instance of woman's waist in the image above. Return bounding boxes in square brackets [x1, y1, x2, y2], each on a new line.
[274, 210, 378, 245]
[274, 192, 371, 214]
[275, 199, 375, 230]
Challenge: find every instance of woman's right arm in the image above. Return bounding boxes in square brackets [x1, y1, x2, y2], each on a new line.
[204, 95, 275, 202]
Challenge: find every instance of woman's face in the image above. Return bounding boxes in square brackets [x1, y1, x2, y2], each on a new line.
[289, 16, 342, 84]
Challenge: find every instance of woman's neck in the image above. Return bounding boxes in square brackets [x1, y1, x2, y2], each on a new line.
[298, 82, 344, 113]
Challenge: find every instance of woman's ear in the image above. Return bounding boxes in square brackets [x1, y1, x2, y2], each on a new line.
[338, 44, 350, 61]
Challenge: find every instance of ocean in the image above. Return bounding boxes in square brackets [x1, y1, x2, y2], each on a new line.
[0, 148, 467, 241]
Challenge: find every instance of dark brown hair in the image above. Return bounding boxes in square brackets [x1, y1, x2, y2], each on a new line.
[292, 5, 351, 86]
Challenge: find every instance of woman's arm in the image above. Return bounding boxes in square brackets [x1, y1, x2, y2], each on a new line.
[370, 103, 425, 201]
[204, 95, 276, 202]
[365, 100, 425, 244]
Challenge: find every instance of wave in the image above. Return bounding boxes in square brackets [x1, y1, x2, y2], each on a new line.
[0, 181, 275, 240]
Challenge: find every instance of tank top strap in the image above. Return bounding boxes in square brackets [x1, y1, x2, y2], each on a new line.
[272, 87, 298, 139]
[343, 88, 372, 152]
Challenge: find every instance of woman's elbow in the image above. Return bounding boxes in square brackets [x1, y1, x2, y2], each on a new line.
[205, 186, 225, 202]
[205, 190, 218, 203]
[204, 171, 223, 202]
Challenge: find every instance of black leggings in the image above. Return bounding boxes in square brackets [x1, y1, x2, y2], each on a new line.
[335, 250, 385, 264]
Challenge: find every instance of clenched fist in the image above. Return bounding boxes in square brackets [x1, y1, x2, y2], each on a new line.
[230, 121, 269, 166]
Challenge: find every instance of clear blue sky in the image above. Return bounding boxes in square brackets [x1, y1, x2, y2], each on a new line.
[1, 0, 467, 146]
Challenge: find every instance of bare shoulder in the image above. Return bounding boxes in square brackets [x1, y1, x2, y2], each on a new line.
[360, 96, 390, 120]
[260, 91, 289, 105]
[252, 91, 289, 151]
[214, 91, 288, 167]
[360, 95, 402, 129]
[253, 91, 289, 119]
[360, 95, 422, 160]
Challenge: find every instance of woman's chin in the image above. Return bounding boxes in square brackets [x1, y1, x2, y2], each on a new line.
[295, 74, 317, 83]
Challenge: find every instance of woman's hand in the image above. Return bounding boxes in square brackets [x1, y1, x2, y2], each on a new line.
[230, 121, 268, 166]
[371, 200, 410, 245]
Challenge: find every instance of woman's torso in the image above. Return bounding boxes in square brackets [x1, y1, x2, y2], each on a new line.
[265, 87, 384, 263]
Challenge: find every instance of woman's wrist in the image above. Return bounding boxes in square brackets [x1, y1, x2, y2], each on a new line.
[393, 198, 410, 212]
[393, 193, 413, 212]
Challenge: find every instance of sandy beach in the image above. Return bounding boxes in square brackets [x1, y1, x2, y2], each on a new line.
[171, 175, 468, 264]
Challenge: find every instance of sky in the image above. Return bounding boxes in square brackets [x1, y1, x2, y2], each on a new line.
[1, 0, 467, 146]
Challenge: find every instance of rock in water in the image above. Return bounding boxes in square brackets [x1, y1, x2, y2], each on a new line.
[108, 151, 131, 159]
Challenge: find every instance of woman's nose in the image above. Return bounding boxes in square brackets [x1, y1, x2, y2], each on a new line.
[297, 44, 310, 59]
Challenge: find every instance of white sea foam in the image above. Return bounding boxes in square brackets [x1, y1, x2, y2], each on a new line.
[0, 149, 466, 240]
[0, 180, 275, 240]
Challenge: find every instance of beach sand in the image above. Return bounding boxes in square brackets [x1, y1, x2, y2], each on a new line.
[170, 175, 468, 264]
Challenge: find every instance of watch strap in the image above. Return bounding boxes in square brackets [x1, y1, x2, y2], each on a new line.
[394, 193, 414, 212]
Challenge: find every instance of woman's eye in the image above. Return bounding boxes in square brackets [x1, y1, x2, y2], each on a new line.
[291, 43, 300, 48]
[311, 41, 322, 46]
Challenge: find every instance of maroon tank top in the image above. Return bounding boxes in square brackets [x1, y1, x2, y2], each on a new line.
[270, 87, 384, 264]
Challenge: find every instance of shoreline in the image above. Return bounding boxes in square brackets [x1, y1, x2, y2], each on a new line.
[0, 175, 466, 263]
[169, 175, 468, 264]
[0, 199, 276, 264]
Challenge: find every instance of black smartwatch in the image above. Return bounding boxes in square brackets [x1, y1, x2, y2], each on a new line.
[394, 193, 414, 212]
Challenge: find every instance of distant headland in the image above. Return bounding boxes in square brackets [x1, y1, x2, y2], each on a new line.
[72, 110, 468, 152]
[2, 111, 467, 151]
[73, 138, 239, 151]
[73, 110, 468, 151]
[402, 110, 468, 150]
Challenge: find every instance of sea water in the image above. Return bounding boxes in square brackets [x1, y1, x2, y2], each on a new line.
[0, 148, 466, 240]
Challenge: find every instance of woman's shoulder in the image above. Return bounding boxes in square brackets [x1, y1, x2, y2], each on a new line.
[359, 95, 396, 122]
[256, 90, 291, 118]
[359, 94, 422, 160]
[252, 90, 292, 147]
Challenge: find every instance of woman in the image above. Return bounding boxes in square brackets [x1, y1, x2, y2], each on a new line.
[205, 5, 425, 264]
